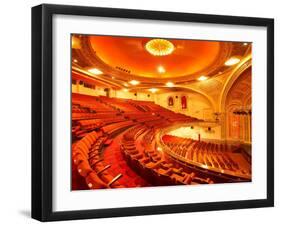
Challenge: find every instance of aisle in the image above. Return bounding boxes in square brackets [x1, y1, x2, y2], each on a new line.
[102, 130, 151, 188]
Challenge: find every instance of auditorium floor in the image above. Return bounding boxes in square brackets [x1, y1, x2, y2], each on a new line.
[102, 130, 151, 188]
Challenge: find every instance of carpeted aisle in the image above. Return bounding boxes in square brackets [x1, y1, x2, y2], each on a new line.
[103, 131, 150, 188]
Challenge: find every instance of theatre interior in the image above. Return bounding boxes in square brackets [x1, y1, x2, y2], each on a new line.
[71, 35, 252, 190]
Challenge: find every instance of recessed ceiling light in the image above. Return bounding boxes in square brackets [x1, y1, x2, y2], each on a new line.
[73, 59, 78, 63]
[149, 88, 158, 93]
[166, 82, 174, 87]
[197, 75, 208, 81]
[157, 65, 166, 73]
[243, 42, 248, 46]
[88, 68, 103, 75]
[129, 80, 140, 85]
[225, 57, 240, 66]
[111, 76, 115, 79]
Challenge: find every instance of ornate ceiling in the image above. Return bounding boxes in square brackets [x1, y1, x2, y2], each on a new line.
[72, 34, 252, 109]
[88, 36, 223, 79]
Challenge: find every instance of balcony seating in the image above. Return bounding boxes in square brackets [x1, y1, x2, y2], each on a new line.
[72, 94, 253, 189]
[120, 126, 214, 186]
[162, 135, 251, 177]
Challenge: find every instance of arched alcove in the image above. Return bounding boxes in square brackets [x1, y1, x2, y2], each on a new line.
[168, 96, 174, 106]
[224, 67, 252, 142]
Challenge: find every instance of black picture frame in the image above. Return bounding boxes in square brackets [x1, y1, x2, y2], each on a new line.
[32, 3, 274, 222]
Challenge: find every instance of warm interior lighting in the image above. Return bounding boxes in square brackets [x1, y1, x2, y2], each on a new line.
[157, 147, 163, 151]
[111, 76, 115, 79]
[157, 65, 166, 73]
[149, 88, 158, 93]
[145, 39, 174, 56]
[243, 42, 248, 46]
[72, 36, 81, 49]
[73, 59, 78, 63]
[123, 88, 129, 92]
[129, 80, 140, 85]
[124, 82, 129, 87]
[225, 57, 240, 66]
[166, 81, 174, 87]
[88, 68, 103, 75]
[197, 75, 208, 81]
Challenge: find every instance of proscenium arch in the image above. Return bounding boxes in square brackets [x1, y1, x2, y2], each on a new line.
[219, 56, 252, 113]
[220, 57, 252, 139]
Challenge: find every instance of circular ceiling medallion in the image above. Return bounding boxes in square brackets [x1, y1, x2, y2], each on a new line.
[145, 39, 174, 56]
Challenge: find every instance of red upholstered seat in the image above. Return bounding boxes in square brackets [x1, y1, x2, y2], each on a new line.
[73, 153, 85, 165]
[86, 172, 108, 189]
[77, 161, 93, 177]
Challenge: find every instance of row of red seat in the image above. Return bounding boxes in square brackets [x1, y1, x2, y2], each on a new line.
[73, 93, 115, 112]
[72, 94, 206, 188]
[99, 96, 143, 112]
[121, 127, 214, 186]
[72, 95, 199, 141]
[101, 121, 137, 136]
[162, 135, 251, 176]
[72, 130, 124, 189]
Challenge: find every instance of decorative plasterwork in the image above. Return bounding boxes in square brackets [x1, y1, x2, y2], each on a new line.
[73, 35, 246, 83]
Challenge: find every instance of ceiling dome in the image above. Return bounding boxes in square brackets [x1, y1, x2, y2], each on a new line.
[89, 36, 222, 79]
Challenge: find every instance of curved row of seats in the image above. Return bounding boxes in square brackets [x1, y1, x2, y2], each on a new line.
[162, 135, 251, 176]
[72, 130, 124, 189]
[121, 127, 214, 186]
[99, 96, 143, 112]
[72, 94, 205, 188]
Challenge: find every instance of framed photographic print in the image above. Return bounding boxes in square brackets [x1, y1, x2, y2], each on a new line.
[32, 4, 274, 221]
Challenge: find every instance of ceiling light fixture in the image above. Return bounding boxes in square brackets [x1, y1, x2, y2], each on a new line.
[157, 65, 166, 73]
[129, 80, 140, 85]
[225, 57, 240, 66]
[166, 82, 174, 87]
[145, 39, 174, 56]
[88, 68, 103, 75]
[149, 88, 158, 93]
[73, 59, 78, 63]
[197, 75, 208, 81]
[243, 42, 248, 46]
[123, 88, 129, 92]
